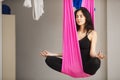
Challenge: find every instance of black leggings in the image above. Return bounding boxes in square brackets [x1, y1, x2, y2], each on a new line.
[45, 56, 101, 75]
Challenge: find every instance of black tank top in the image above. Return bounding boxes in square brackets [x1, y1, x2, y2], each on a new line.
[79, 32, 91, 66]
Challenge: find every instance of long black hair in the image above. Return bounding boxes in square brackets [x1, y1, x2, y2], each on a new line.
[75, 7, 94, 32]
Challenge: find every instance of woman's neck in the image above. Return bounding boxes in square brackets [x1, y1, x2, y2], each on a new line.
[79, 25, 86, 33]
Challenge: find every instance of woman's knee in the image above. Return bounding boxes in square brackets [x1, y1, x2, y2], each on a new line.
[45, 56, 62, 72]
[45, 56, 54, 65]
[90, 57, 101, 65]
[45, 56, 62, 66]
[84, 57, 101, 75]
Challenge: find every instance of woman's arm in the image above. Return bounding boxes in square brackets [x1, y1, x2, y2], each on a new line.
[89, 30, 97, 57]
[89, 30, 104, 59]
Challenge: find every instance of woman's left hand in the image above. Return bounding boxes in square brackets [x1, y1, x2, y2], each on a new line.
[97, 51, 105, 59]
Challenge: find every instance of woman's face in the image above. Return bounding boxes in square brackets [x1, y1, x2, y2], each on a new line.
[76, 10, 86, 26]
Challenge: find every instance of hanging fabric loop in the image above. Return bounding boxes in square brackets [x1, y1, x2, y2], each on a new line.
[62, 0, 95, 78]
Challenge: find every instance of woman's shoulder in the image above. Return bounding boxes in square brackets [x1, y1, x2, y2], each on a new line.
[88, 30, 97, 35]
[87, 30, 97, 40]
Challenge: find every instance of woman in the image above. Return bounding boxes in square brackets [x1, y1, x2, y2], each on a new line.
[40, 7, 104, 75]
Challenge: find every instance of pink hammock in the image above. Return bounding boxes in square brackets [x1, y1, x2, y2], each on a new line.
[82, 0, 95, 25]
[62, 0, 94, 78]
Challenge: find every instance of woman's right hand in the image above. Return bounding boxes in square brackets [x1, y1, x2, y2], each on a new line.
[40, 50, 54, 57]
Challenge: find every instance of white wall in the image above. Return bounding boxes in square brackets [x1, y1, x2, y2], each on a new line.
[95, 0, 107, 80]
[0, 1, 2, 80]
[3, 0, 107, 80]
[107, 0, 120, 80]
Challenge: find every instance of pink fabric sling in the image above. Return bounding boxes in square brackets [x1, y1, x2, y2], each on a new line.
[82, 0, 95, 25]
[62, 0, 94, 78]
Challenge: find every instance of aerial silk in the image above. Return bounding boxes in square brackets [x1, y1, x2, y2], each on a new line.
[81, 0, 95, 25]
[62, 0, 94, 78]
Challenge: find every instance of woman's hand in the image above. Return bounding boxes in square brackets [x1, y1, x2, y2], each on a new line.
[40, 50, 62, 57]
[97, 51, 105, 59]
[40, 50, 54, 57]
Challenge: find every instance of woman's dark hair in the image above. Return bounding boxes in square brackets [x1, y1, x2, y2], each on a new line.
[75, 7, 94, 31]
